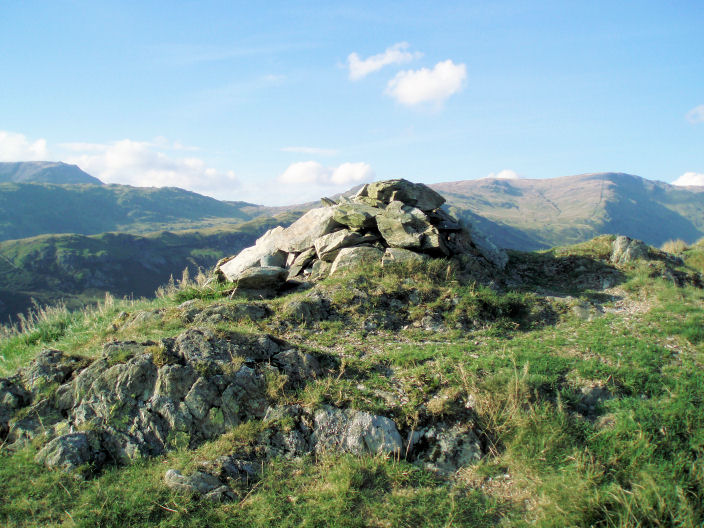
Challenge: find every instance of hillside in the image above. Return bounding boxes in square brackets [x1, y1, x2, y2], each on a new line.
[0, 182, 273, 242]
[0, 214, 299, 322]
[0, 161, 102, 184]
[0, 233, 702, 526]
[4, 169, 704, 252]
[433, 173, 704, 250]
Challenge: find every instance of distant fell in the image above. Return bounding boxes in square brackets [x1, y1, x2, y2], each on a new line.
[0, 161, 102, 184]
[432, 173, 704, 250]
[0, 182, 267, 241]
[0, 214, 299, 321]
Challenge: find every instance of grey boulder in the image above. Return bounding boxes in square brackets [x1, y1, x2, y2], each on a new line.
[381, 247, 429, 267]
[277, 207, 342, 253]
[164, 469, 224, 495]
[329, 246, 383, 276]
[611, 236, 650, 264]
[314, 229, 378, 262]
[332, 203, 381, 229]
[376, 201, 434, 250]
[312, 407, 402, 456]
[217, 226, 285, 281]
[235, 266, 288, 290]
[35, 433, 94, 471]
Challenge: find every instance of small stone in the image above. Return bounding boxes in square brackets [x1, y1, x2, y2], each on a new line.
[164, 469, 223, 495]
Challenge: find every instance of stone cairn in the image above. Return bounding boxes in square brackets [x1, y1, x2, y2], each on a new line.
[216, 179, 507, 291]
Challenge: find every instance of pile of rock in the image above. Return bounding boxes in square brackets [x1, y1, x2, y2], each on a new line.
[215, 179, 507, 291]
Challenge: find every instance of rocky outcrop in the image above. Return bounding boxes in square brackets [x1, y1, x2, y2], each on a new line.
[215, 179, 507, 292]
[0, 330, 328, 469]
[1, 339, 486, 489]
[161, 404, 483, 500]
[610, 236, 650, 264]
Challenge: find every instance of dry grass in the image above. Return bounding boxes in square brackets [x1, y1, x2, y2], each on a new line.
[660, 238, 688, 255]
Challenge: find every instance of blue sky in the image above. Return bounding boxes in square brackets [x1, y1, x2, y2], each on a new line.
[1, 1, 702, 204]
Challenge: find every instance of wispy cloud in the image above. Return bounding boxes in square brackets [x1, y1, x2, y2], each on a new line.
[153, 42, 312, 66]
[0, 130, 50, 161]
[672, 171, 704, 187]
[185, 74, 286, 115]
[347, 42, 422, 81]
[386, 60, 466, 107]
[281, 146, 339, 156]
[485, 169, 521, 180]
[686, 105, 704, 124]
[278, 161, 373, 186]
[60, 136, 200, 153]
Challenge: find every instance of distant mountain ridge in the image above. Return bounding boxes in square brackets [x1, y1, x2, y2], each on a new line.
[0, 182, 271, 242]
[432, 173, 704, 250]
[0, 161, 102, 184]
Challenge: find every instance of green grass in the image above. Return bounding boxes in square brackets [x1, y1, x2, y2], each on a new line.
[1, 240, 703, 526]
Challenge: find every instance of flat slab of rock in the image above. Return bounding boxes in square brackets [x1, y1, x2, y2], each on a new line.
[278, 207, 342, 253]
[358, 179, 445, 212]
[329, 246, 383, 276]
[382, 247, 429, 267]
[332, 203, 381, 229]
[218, 226, 285, 281]
[314, 229, 378, 262]
[235, 266, 288, 290]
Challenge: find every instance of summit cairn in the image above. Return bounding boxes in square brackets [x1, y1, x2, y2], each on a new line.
[216, 179, 507, 291]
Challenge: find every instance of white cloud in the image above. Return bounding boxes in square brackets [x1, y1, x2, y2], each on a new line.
[64, 139, 237, 195]
[278, 161, 374, 186]
[486, 169, 521, 180]
[386, 60, 467, 107]
[672, 172, 704, 187]
[0, 130, 51, 161]
[281, 146, 339, 156]
[347, 42, 422, 81]
[686, 105, 704, 124]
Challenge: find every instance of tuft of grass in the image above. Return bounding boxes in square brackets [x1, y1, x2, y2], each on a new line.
[661, 238, 688, 255]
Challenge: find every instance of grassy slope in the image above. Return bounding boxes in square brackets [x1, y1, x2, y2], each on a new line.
[0, 182, 279, 242]
[433, 173, 704, 250]
[0, 214, 300, 322]
[0, 239, 703, 527]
